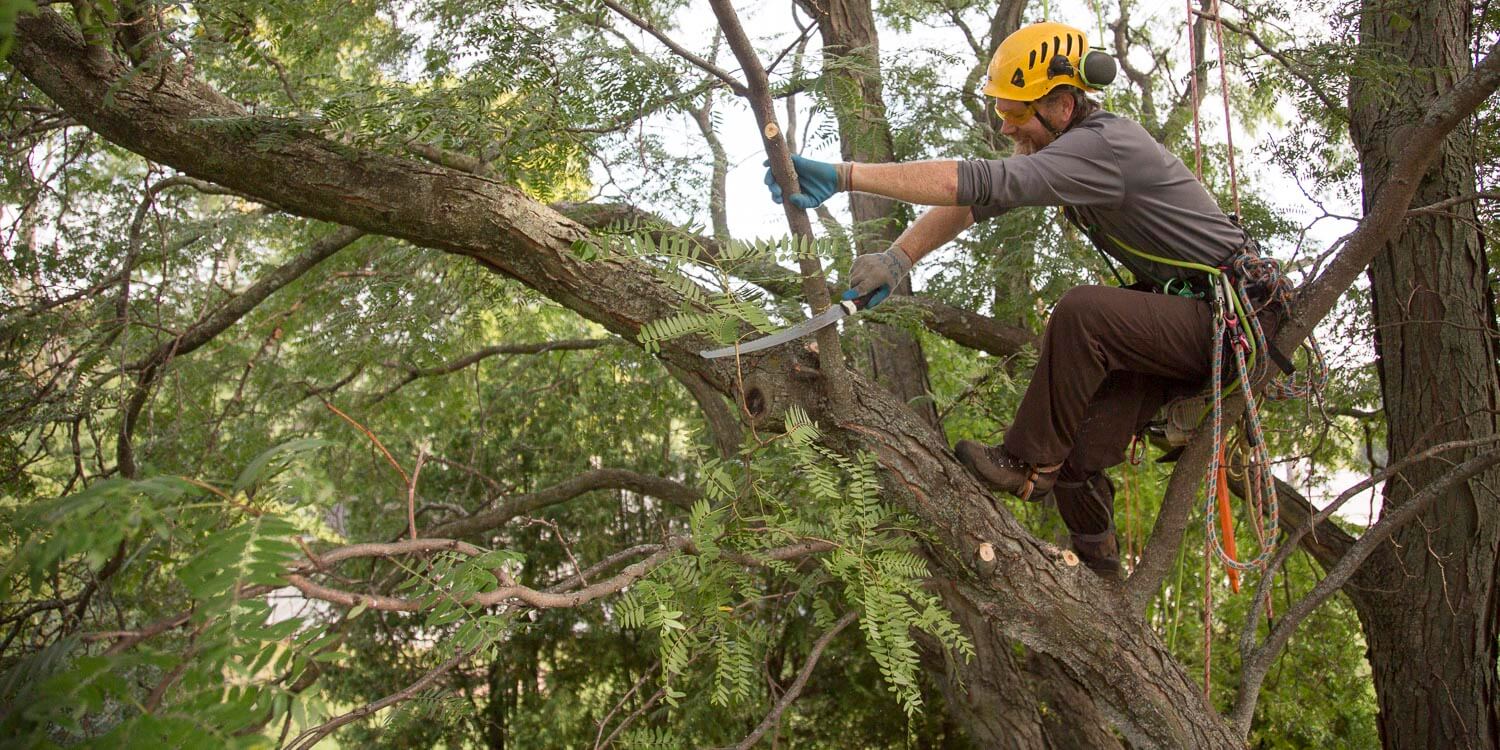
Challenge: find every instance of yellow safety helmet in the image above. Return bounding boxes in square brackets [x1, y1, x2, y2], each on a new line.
[982, 22, 1116, 101]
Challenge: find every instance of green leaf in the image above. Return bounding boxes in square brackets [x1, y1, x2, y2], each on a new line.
[232, 438, 333, 492]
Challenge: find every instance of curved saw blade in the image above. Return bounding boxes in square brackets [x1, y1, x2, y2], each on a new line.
[699, 300, 856, 359]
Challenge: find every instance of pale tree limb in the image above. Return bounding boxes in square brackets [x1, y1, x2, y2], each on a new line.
[709, 0, 853, 410]
[285, 537, 691, 611]
[727, 610, 858, 750]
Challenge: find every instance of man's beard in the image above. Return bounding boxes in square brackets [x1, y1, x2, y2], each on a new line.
[1013, 137, 1037, 155]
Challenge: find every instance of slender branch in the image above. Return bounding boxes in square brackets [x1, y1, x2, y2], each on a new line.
[1194, 10, 1344, 116]
[117, 225, 363, 478]
[1228, 447, 1500, 733]
[369, 338, 614, 403]
[423, 468, 702, 539]
[596, 0, 747, 95]
[285, 646, 476, 750]
[324, 402, 409, 485]
[1407, 191, 1500, 216]
[729, 610, 858, 750]
[284, 537, 691, 611]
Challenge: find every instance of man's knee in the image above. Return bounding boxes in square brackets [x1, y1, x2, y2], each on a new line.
[1047, 285, 1114, 338]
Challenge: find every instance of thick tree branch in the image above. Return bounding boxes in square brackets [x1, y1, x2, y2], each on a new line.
[891, 296, 1035, 358]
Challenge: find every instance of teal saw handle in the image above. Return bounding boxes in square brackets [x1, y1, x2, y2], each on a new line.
[842, 286, 890, 309]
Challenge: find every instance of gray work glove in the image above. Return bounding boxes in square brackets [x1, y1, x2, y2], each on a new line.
[846, 245, 913, 308]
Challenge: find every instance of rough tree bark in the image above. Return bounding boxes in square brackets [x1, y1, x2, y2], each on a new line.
[1347, 0, 1500, 746]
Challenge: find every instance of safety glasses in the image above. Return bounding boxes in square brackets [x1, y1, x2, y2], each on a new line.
[993, 101, 1037, 127]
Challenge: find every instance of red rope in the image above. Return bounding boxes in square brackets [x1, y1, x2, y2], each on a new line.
[1210, 0, 1242, 217]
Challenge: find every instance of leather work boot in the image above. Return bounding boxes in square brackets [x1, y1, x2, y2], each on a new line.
[1070, 530, 1122, 580]
[954, 440, 1063, 501]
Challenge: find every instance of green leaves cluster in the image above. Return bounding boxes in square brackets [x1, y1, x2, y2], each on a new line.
[610, 406, 971, 728]
[0, 442, 342, 748]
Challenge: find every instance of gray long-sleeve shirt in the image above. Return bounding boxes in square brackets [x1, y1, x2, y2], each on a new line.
[956, 110, 1248, 288]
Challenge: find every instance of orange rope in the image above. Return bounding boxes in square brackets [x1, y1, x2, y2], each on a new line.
[1215, 444, 1241, 594]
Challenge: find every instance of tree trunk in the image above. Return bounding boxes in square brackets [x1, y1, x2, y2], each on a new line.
[804, 4, 1119, 744]
[804, 0, 940, 430]
[1349, 1, 1500, 746]
[920, 580, 1125, 749]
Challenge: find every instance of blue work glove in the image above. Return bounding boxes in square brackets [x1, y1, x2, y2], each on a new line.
[843, 245, 912, 309]
[763, 155, 850, 209]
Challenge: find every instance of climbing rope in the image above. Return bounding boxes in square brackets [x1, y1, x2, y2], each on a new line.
[1204, 270, 1281, 573]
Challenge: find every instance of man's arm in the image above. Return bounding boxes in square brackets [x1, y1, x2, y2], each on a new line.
[846, 205, 975, 298]
[847, 160, 962, 206]
[890, 205, 975, 265]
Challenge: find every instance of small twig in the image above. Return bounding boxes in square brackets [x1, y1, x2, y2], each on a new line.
[408, 449, 427, 541]
[324, 402, 409, 485]
[1406, 191, 1500, 217]
[524, 517, 588, 587]
[285, 646, 477, 750]
[728, 611, 858, 749]
[593, 661, 662, 749]
[596, 0, 747, 95]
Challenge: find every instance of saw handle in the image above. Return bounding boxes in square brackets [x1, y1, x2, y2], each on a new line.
[842, 285, 890, 310]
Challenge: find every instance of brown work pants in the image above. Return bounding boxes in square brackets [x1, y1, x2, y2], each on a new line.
[1003, 285, 1215, 537]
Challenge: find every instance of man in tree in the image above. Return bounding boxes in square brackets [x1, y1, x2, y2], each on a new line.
[767, 22, 1275, 577]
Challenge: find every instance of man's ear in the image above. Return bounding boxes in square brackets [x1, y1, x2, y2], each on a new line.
[1055, 93, 1077, 123]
